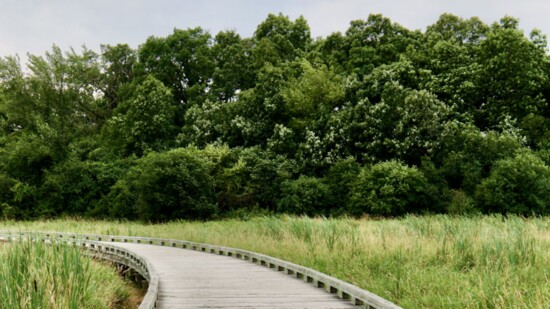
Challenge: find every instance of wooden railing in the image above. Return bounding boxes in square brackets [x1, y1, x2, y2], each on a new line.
[0, 231, 402, 309]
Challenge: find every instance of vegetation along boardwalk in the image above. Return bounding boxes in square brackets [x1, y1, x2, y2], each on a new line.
[1, 231, 401, 308]
[112, 242, 357, 308]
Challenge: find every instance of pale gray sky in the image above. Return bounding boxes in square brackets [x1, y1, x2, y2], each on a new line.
[1, 0, 549, 61]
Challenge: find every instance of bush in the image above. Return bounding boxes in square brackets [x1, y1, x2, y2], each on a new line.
[324, 158, 361, 214]
[39, 158, 134, 217]
[216, 147, 294, 212]
[447, 190, 478, 215]
[0, 134, 56, 185]
[0, 173, 16, 218]
[0, 172, 39, 219]
[278, 176, 329, 216]
[475, 152, 550, 215]
[349, 161, 430, 216]
[438, 123, 523, 194]
[419, 158, 453, 213]
[108, 147, 217, 221]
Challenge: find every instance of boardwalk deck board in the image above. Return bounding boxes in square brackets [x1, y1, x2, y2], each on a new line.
[109, 242, 356, 309]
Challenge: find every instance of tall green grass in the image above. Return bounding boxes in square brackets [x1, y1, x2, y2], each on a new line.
[0, 239, 133, 309]
[2, 215, 549, 308]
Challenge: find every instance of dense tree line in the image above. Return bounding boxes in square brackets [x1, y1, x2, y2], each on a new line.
[1, 13, 549, 220]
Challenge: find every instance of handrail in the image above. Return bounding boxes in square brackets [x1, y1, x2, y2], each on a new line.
[0, 230, 401, 309]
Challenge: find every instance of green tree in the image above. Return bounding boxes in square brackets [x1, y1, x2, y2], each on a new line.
[275, 59, 346, 170]
[426, 13, 489, 44]
[1, 13, 550, 219]
[224, 64, 288, 147]
[103, 75, 176, 156]
[1, 47, 103, 146]
[281, 59, 345, 133]
[313, 32, 349, 73]
[252, 14, 312, 67]
[345, 14, 420, 76]
[178, 99, 234, 147]
[211, 31, 254, 101]
[100, 44, 137, 113]
[335, 82, 452, 165]
[475, 17, 549, 128]
[138, 27, 214, 107]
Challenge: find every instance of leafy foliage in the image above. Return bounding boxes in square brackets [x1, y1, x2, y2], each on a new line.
[278, 176, 329, 216]
[475, 152, 550, 215]
[1, 13, 549, 220]
[103, 75, 176, 156]
[350, 161, 431, 216]
[109, 148, 217, 221]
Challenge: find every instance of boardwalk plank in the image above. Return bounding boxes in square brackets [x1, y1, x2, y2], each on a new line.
[109, 242, 356, 308]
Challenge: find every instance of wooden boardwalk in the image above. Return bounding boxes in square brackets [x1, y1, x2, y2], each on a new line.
[110, 242, 356, 308]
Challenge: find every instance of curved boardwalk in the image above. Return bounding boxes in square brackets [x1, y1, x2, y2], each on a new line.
[111, 242, 355, 309]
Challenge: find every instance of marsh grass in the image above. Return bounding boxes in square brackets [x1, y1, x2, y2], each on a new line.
[0, 239, 133, 309]
[2, 215, 549, 308]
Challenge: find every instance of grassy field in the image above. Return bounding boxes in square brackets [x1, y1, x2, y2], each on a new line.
[0, 239, 140, 309]
[1, 215, 548, 308]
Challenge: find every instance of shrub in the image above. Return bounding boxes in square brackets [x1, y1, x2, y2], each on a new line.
[324, 158, 361, 214]
[109, 147, 217, 221]
[39, 158, 134, 217]
[447, 189, 478, 215]
[216, 147, 294, 212]
[0, 177, 39, 219]
[42, 161, 108, 216]
[438, 122, 523, 194]
[278, 176, 329, 216]
[0, 173, 16, 218]
[349, 161, 430, 216]
[475, 152, 550, 215]
[419, 158, 453, 213]
[0, 134, 56, 185]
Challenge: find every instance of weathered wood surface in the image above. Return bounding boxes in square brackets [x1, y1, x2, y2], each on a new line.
[110, 242, 356, 309]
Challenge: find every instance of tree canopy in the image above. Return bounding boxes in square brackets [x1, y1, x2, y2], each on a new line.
[1, 13, 549, 220]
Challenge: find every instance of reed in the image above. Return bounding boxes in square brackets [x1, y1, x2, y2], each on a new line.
[0, 239, 133, 309]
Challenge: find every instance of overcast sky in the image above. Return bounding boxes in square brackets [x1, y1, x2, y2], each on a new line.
[1, 0, 549, 61]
